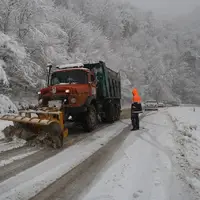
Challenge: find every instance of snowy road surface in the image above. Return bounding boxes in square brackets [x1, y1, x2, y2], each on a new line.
[0, 107, 199, 200]
[0, 120, 129, 200]
[54, 109, 197, 200]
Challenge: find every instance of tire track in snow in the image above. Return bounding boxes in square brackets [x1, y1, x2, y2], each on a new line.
[30, 125, 133, 200]
[30, 114, 146, 200]
[0, 145, 38, 161]
[0, 150, 39, 167]
[0, 123, 110, 182]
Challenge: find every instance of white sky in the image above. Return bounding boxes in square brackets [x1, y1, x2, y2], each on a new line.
[124, 0, 200, 18]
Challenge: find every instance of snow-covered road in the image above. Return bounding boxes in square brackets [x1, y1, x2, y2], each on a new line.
[0, 107, 199, 200]
[75, 109, 196, 200]
[0, 120, 130, 200]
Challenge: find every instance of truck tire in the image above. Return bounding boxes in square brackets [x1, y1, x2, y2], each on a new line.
[83, 105, 97, 132]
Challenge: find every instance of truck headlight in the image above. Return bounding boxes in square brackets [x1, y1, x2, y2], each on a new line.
[65, 89, 70, 93]
[70, 97, 76, 104]
[38, 91, 41, 95]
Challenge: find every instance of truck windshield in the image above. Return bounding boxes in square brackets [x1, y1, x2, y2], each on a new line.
[51, 70, 88, 85]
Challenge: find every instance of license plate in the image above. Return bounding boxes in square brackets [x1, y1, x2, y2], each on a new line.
[49, 100, 62, 108]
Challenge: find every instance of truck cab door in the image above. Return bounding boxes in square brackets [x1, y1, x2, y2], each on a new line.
[89, 74, 96, 96]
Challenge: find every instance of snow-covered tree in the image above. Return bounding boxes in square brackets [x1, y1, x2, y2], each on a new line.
[0, 0, 200, 106]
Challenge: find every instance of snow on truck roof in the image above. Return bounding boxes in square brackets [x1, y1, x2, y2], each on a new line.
[56, 63, 84, 69]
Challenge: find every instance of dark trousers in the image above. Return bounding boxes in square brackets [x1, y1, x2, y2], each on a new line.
[131, 113, 139, 130]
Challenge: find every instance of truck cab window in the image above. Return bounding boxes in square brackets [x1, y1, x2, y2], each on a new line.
[51, 70, 88, 85]
[51, 77, 60, 85]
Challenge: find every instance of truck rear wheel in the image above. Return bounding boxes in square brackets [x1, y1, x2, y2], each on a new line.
[83, 105, 97, 132]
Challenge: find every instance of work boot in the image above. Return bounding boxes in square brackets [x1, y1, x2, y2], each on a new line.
[131, 127, 136, 131]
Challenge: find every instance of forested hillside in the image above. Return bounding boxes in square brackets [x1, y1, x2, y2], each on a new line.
[0, 0, 199, 110]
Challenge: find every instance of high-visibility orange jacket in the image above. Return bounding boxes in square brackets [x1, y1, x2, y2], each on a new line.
[132, 88, 141, 103]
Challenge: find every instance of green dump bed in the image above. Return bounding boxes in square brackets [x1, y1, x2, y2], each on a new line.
[84, 61, 121, 100]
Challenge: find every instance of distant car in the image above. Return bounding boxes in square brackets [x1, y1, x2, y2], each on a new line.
[158, 102, 165, 107]
[144, 100, 158, 111]
[141, 102, 145, 110]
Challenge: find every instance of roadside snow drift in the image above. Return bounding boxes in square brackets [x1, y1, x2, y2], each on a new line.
[0, 120, 130, 200]
[0, 121, 13, 140]
[0, 95, 18, 115]
[0, 117, 26, 152]
[0, 94, 18, 140]
[0, 137, 26, 153]
[168, 107, 200, 196]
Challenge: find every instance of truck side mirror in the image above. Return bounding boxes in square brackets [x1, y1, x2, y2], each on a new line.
[46, 64, 53, 86]
[47, 64, 52, 73]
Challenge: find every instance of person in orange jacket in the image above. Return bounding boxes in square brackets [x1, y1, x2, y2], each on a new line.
[131, 88, 142, 130]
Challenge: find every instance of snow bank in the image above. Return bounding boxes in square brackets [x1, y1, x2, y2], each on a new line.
[0, 121, 13, 140]
[0, 120, 130, 200]
[0, 95, 26, 149]
[168, 107, 200, 194]
[0, 60, 9, 86]
[0, 95, 18, 139]
[0, 137, 26, 152]
[0, 95, 18, 114]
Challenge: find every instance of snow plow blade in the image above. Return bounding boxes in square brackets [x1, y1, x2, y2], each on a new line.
[0, 109, 68, 149]
[0, 115, 57, 125]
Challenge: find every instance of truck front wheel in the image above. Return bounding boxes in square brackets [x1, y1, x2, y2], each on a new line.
[83, 105, 97, 132]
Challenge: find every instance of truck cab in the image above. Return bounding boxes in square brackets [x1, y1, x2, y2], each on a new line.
[38, 63, 96, 110]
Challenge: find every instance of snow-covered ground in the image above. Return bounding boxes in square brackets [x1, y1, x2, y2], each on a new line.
[0, 138, 26, 153]
[0, 94, 18, 114]
[78, 109, 197, 200]
[0, 121, 26, 152]
[0, 121, 12, 140]
[0, 120, 129, 200]
[0, 150, 38, 167]
[168, 107, 200, 195]
[0, 107, 199, 200]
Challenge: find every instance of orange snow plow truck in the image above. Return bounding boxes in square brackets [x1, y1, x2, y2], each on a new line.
[0, 61, 121, 148]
